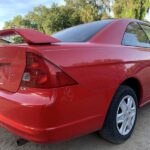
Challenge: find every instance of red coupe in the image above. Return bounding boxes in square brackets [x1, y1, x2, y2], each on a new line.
[0, 18, 150, 145]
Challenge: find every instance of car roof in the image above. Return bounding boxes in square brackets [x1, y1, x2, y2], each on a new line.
[89, 18, 150, 45]
[112, 18, 150, 25]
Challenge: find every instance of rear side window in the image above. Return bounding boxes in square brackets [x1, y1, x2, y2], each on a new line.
[52, 20, 113, 42]
[122, 22, 150, 48]
[140, 24, 150, 40]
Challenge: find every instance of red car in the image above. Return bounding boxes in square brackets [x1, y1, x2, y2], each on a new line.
[0, 18, 150, 145]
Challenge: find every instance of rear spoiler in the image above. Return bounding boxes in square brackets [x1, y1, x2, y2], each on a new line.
[0, 28, 60, 45]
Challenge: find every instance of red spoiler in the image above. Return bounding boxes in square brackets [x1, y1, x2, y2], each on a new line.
[0, 28, 60, 44]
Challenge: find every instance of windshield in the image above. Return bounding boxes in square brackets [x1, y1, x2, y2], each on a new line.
[52, 19, 113, 42]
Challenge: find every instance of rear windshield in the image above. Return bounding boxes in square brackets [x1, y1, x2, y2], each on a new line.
[52, 20, 113, 42]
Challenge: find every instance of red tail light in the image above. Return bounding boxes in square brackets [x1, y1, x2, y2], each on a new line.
[21, 53, 77, 89]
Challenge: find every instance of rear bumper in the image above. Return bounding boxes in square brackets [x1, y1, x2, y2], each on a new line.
[0, 112, 102, 143]
[0, 87, 104, 143]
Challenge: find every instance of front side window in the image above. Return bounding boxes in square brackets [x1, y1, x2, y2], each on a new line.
[122, 22, 150, 48]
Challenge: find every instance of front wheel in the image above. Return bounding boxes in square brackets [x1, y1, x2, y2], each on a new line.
[100, 85, 138, 144]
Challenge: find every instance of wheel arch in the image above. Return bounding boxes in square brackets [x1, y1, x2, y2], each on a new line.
[120, 77, 143, 106]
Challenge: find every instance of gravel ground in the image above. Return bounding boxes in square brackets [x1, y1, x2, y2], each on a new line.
[0, 104, 150, 150]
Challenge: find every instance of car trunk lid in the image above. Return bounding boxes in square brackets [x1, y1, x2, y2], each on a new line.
[0, 28, 61, 92]
[0, 46, 26, 92]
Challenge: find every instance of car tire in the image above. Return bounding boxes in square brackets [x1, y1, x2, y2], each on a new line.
[99, 85, 138, 144]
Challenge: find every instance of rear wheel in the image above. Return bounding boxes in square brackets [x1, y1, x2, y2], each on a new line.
[100, 85, 138, 144]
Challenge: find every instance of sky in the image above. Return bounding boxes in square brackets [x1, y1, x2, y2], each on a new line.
[0, 0, 65, 29]
[0, 0, 150, 29]
[146, 10, 150, 21]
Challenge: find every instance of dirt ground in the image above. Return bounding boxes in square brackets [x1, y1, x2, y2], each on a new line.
[0, 104, 150, 150]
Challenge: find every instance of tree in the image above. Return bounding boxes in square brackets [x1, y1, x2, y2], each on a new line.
[112, 0, 150, 20]
[4, 4, 81, 35]
[65, 0, 111, 22]
[26, 5, 50, 34]
[4, 15, 37, 29]
[4, 0, 149, 36]
[39, 4, 81, 34]
[79, 3, 100, 22]
[4, 1, 111, 34]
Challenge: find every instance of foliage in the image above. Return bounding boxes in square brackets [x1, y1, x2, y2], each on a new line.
[4, 1, 111, 35]
[3, 0, 150, 37]
[4, 15, 37, 29]
[12, 35, 24, 44]
[25, 4, 81, 34]
[65, 0, 111, 22]
[112, 0, 150, 20]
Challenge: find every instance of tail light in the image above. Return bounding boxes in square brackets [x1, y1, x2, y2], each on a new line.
[21, 53, 77, 89]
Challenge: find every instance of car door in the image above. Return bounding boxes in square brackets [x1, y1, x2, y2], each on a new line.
[122, 22, 150, 102]
[139, 23, 150, 101]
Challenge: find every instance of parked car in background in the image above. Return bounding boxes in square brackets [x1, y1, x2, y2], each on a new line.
[0, 19, 150, 144]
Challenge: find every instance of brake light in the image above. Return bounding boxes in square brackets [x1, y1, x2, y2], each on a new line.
[21, 53, 77, 88]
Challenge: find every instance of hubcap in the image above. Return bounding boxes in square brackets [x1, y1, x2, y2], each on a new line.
[116, 95, 136, 136]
